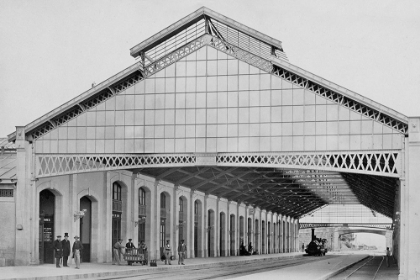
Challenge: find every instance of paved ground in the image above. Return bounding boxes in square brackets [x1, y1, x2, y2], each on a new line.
[0, 252, 396, 280]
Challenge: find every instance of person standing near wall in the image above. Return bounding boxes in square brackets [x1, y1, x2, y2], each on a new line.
[113, 239, 124, 265]
[72, 236, 84, 269]
[164, 240, 172, 265]
[178, 239, 187, 265]
[386, 247, 391, 267]
[53, 235, 63, 268]
[61, 233, 71, 267]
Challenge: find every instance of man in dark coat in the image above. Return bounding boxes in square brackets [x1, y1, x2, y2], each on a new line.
[61, 233, 71, 267]
[126, 238, 136, 249]
[53, 235, 63, 268]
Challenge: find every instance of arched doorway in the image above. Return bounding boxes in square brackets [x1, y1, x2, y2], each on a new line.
[80, 196, 92, 262]
[220, 212, 226, 256]
[254, 219, 259, 253]
[262, 221, 265, 254]
[194, 200, 202, 257]
[267, 222, 271, 254]
[112, 182, 123, 255]
[247, 217, 252, 249]
[179, 196, 188, 247]
[283, 221, 287, 253]
[138, 187, 146, 245]
[160, 192, 171, 257]
[138, 186, 151, 248]
[273, 222, 276, 253]
[239, 216, 244, 254]
[39, 189, 55, 264]
[229, 214, 235, 256]
[208, 209, 215, 257]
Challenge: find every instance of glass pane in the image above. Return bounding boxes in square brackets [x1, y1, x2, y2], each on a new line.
[228, 108, 238, 123]
[176, 93, 186, 108]
[166, 78, 175, 92]
[175, 125, 186, 138]
[260, 75, 270, 90]
[207, 92, 217, 107]
[185, 109, 196, 124]
[228, 60, 238, 75]
[207, 61, 217, 76]
[176, 77, 186, 92]
[293, 106, 304, 122]
[176, 110, 186, 124]
[282, 90, 293, 105]
[207, 125, 217, 137]
[197, 77, 206, 92]
[196, 109, 206, 124]
[238, 124, 249, 136]
[282, 106, 292, 122]
[239, 75, 249, 90]
[197, 61, 206, 76]
[185, 125, 194, 137]
[271, 107, 281, 122]
[196, 125, 206, 137]
[186, 77, 196, 92]
[249, 107, 260, 123]
[218, 108, 228, 123]
[218, 60, 227, 75]
[218, 76, 228, 91]
[249, 75, 259, 90]
[145, 79, 155, 93]
[186, 61, 196, 76]
[207, 109, 217, 123]
[217, 124, 227, 137]
[238, 108, 249, 123]
[175, 139, 186, 153]
[228, 124, 238, 137]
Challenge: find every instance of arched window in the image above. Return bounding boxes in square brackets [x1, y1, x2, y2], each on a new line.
[139, 188, 146, 206]
[179, 197, 183, 213]
[113, 182, 121, 201]
[160, 193, 166, 209]
[194, 200, 198, 215]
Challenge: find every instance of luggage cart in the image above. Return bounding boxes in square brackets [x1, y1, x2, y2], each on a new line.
[123, 248, 148, 265]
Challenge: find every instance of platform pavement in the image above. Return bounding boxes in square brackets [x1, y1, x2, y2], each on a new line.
[0, 252, 368, 280]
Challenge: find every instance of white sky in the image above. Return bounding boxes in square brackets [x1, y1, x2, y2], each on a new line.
[1, 0, 419, 137]
[355, 233, 386, 250]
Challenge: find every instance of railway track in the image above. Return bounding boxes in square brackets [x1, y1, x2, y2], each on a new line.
[94, 255, 335, 280]
[329, 255, 386, 280]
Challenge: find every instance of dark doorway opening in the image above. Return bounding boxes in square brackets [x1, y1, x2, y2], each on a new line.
[112, 182, 122, 258]
[39, 189, 55, 264]
[80, 196, 92, 262]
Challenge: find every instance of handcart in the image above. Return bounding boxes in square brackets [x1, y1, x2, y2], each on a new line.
[123, 248, 148, 265]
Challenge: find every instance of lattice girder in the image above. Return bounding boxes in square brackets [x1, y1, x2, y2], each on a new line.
[35, 151, 401, 178]
[299, 223, 392, 230]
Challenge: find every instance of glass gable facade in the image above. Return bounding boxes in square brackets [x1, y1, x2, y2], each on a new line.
[34, 46, 404, 154]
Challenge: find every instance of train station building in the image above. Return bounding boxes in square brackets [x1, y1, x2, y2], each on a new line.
[1, 7, 419, 279]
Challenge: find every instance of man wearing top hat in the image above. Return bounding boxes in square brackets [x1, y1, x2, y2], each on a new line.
[53, 235, 63, 268]
[72, 236, 83, 269]
[61, 233, 71, 267]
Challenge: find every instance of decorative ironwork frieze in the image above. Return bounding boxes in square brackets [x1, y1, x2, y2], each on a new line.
[216, 151, 400, 178]
[299, 223, 392, 229]
[36, 151, 400, 178]
[36, 153, 196, 178]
